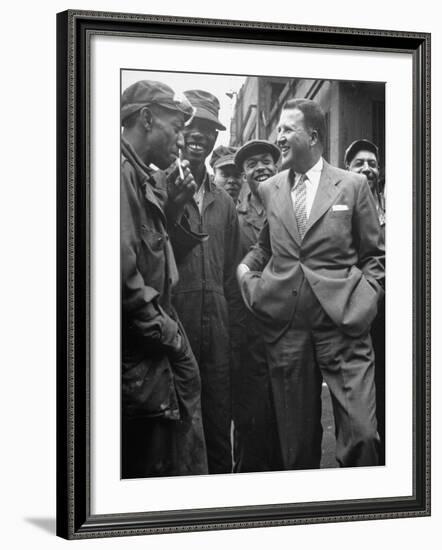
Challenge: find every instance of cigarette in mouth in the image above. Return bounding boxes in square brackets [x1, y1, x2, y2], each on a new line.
[177, 150, 184, 179]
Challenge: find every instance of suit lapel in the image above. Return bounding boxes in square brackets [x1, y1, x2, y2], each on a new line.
[273, 171, 302, 247]
[304, 161, 341, 236]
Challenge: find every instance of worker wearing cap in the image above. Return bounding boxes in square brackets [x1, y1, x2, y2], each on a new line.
[233, 140, 282, 472]
[172, 90, 244, 474]
[345, 138, 386, 464]
[210, 145, 242, 204]
[120, 80, 208, 478]
[345, 139, 385, 228]
[235, 140, 280, 253]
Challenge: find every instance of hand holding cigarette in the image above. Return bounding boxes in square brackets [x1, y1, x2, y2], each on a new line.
[176, 149, 185, 180]
[168, 151, 197, 208]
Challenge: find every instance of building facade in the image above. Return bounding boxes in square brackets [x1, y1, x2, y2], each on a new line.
[230, 77, 385, 169]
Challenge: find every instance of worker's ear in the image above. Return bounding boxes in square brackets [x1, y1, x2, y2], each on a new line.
[139, 107, 153, 131]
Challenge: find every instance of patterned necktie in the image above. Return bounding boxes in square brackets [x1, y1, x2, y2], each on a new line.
[293, 173, 308, 239]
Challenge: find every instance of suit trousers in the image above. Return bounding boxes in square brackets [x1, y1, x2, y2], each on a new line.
[265, 276, 380, 470]
[371, 300, 385, 465]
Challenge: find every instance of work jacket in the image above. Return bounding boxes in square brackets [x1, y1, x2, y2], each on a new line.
[172, 173, 244, 391]
[236, 189, 266, 255]
[121, 138, 205, 427]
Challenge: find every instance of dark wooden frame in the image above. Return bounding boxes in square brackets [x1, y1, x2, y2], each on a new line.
[56, 9, 431, 540]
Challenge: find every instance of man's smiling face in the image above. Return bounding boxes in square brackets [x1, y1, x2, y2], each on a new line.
[347, 150, 380, 193]
[182, 118, 218, 166]
[277, 108, 312, 172]
[242, 152, 278, 195]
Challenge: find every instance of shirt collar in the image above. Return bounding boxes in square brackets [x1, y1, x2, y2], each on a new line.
[295, 156, 323, 182]
[237, 189, 263, 214]
[249, 192, 264, 214]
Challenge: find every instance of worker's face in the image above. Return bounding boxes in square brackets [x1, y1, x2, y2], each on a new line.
[277, 108, 313, 171]
[145, 107, 185, 169]
[242, 152, 277, 195]
[214, 165, 242, 203]
[182, 118, 218, 166]
[347, 150, 380, 192]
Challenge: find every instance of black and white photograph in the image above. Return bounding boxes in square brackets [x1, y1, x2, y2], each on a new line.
[54, 8, 430, 540]
[120, 69, 386, 479]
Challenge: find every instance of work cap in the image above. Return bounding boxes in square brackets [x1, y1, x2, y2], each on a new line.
[344, 139, 379, 166]
[121, 80, 195, 123]
[210, 145, 238, 169]
[234, 139, 281, 170]
[183, 89, 226, 130]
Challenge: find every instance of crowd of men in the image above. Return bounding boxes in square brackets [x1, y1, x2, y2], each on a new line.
[121, 79, 386, 478]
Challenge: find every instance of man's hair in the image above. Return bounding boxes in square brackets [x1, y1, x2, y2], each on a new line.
[282, 98, 326, 146]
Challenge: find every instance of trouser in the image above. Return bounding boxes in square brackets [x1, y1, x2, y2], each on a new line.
[199, 361, 232, 474]
[122, 415, 205, 478]
[265, 277, 380, 470]
[371, 303, 385, 465]
[173, 291, 233, 475]
[233, 313, 283, 473]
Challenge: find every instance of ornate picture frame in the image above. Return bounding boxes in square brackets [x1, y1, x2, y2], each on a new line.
[56, 9, 430, 539]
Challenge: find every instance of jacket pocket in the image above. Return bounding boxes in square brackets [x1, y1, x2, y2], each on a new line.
[140, 226, 165, 252]
[122, 354, 180, 420]
[341, 265, 379, 336]
[138, 226, 167, 287]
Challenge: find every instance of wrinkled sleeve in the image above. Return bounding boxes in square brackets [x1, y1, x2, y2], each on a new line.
[241, 220, 272, 271]
[121, 163, 179, 350]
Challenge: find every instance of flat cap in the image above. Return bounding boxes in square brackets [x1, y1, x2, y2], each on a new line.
[121, 80, 194, 123]
[234, 139, 281, 170]
[344, 139, 379, 166]
[183, 89, 226, 130]
[210, 145, 238, 169]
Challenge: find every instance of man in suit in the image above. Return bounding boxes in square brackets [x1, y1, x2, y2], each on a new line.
[237, 99, 385, 469]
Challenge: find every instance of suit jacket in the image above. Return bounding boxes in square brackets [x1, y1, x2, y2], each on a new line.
[240, 160, 385, 341]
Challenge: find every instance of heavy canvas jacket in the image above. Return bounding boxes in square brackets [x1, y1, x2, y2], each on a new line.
[121, 138, 205, 423]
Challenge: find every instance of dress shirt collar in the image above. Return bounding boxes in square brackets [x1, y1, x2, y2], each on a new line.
[294, 156, 323, 186]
